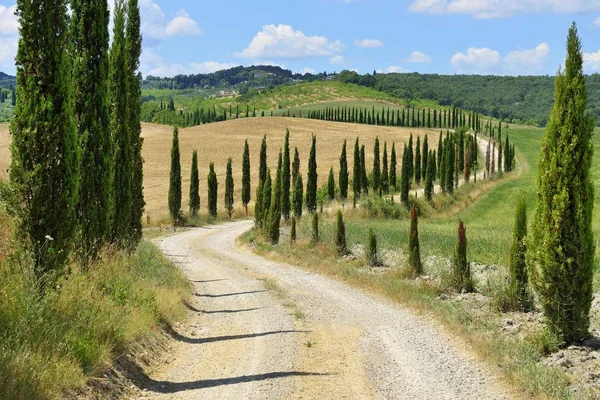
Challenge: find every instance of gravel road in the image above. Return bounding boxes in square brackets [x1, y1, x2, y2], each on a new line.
[132, 220, 512, 399]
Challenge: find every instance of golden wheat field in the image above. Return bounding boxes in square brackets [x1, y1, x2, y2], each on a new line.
[0, 118, 437, 220]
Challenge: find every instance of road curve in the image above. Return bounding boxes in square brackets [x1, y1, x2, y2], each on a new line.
[133, 221, 511, 400]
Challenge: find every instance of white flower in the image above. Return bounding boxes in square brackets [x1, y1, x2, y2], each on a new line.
[45, 235, 54, 241]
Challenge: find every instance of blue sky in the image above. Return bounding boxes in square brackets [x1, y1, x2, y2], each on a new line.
[0, 0, 600, 77]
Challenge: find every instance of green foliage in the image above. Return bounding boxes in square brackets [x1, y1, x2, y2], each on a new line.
[10, 0, 78, 284]
[327, 167, 335, 200]
[415, 136, 422, 185]
[267, 167, 282, 244]
[290, 216, 297, 244]
[353, 138, 361, 199]
[529, 23, 596, 345]
[293, 174, 304, 217]
[336, 211, 347, 256]
[306, 135, 318, 212]
[425, 154, 435, 201]
[282, 130, 291, 220]
[422, 135, 429, 183]
[407, 134, 414, 184]
[262, 170, 272, 227]
[362, 194, 407, 219]
[360, 145, 369, 194]
[390, 143, 397, 190]
[507, 197, 533, 312]
[367, 228, 378, 267]
[339, 139, 349, 199]
[71, 0, 112, 263]
[452, 221, 474, 293]
[168, 127, 182, 225]
[381, 142, 389, 193]
[225, 158, 234, 219]
[292, 147, 300, 188]
[372, 137, 381, 193]
[207, 162, 218, 218]
[255, 180, 264, 228]
[259, 135, 267, 183]
[312, 212, 319, 244]
[409, 204, 422, 276]
[400, 144, 410, 204]
[189, 150, 200, 217]
[242, 140, 251, 214]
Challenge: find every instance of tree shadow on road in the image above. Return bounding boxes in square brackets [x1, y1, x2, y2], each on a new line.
[138, 371, 331, 393]
[164, 325, 310, 345]
[188, 278, 228, 283]
[195, 290, 267, 298]
[183, 301, 266, 314]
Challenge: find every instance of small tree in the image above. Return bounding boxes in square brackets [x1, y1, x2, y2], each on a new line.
[189, 150, 200, 217]
[409, 204, 422, 276]
[328, 167, 336, 200]
[312, 212, 319, 244]
[207, 162, 218, 218]
[225, 158, 234, 218]
[508, 197, 532, 311]
[242, 140, 251, 215]
[336, 210, 347, 256]
[168, 127, 182, 225]
[267, 167, 282, 244]
[290, 216, 297, 244]
[424, 155, 435, 201]
[339, 139, 348, 200]
[367, 228, 378, 267]
[452, 221, 473, 293]
[293, 174, 304, 217]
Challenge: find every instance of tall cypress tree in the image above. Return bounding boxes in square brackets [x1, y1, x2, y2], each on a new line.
[267, 166, 282, 243]
[306, 135, 318, 212]
[207, 162, 218, 218]
[381, 142, 389, 193]
[10, 0, 78, 281]
[400, 144, 410, 204]
[352, 138, 361, 199]
[509, 197, 532, 312]
[446, 137, 455, 194]
[189, 150, 200, 217]
[168, 127, 181, 225]
[292, 147, 300, 187]
[339, 139, 349, 200]
[360, 145, 369, 194]
[242, 140, 251, 215]
[529, 23, 595, 344]
[259, 135, 267, 183]
[71, 0, 111, 261]
[109, 1, 131, 243]
[225, 158, 234, 218]
[126, 0, 144, 246]
[293, 174, 304, 217]
[390, 143, 397, 190]
[422, 134, 429, 182]
[372, 137, 381, 193]
[498, 123, 503, 173]
[415, 136, 421, 184]
[282, 129, 291, 220]
[407, 134, 414, 183]
[424, 155, 435, 201]
[409, 204, 422, 275]
[453, 221, 473, 293]
[328, 167, 335, 200]
[336, 210, 347, 256]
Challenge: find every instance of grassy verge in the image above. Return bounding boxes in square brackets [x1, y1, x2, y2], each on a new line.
[0, 209, 190, 399]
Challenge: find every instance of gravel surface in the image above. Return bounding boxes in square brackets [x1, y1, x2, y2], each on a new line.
[132, 221, 511, 399]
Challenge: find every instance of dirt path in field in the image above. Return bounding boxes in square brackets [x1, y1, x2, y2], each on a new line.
[131, 221, 511, 400]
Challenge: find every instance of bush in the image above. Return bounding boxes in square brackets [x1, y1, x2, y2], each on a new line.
[336, 211, 347, 256]
[312, 212, 319, 244]
[451, 221, 474, 293]
[367, 228, 378, 266]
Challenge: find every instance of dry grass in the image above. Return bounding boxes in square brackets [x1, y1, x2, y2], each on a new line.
[0, 119, 436, 221]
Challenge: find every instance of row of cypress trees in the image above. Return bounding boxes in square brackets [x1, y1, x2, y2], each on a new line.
[9, 0, 143, 288]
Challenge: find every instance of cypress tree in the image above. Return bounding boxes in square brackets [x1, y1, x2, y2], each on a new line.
[498, 123, 503, 173]
[255, 179, 264, 227]
[353, 138, 361, 199]
[189, 150, 200, 217]
[292, 147, 300, 186]
[306, 135, 318, 212]
[529, 23, 595, 344]
[437, 132, 443, 175]
[293, 174, 304, 217]
[452, 221, 473, 293]
[290, 216, 296, 244]
[242, 140, 251, 215]
[267, 166, 282, 244]
[409, 204, 422, 275]
[10, 0, 78, 280]
[367, 228, 378, 266]
[458, 131, 465, 173]
[360, 145, 369, 194]
[390, 143, 397, 190]
[400, 144, 410, 204]
[336, 210, 347, 256]
[422, 135, 429, 182]
[372, 137, 381, 193]
[262, 169, 272, 228]
[225, 158, 234, 218]
[126, 0, 144, 246]
[407, 134, 414, 183]
[282, 129, 291, 220]
[328, 167, 335, 200]
[312, 212, 319, 244]
[415, 136, 421, 184]
[424, 155, 435, 201]
[259, 135, 267, 183]
[207, 162, 218, 218]
[109, 2, 132, 243]
[168, 127, 182, 225]
[339, 139, 349, 200]
[381, 142, 389, 193]
[71, 0, 111, 261]
[446, 138, 455, 194]
[464, 144, 472, 183]
[509, 197, 532, 312]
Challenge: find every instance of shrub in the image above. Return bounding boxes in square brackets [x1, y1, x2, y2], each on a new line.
[312, 212, 319, 244]
[452, 220, 474, 293]
[409, 204, 422, 276]
[508, 197, 533, 312]
[290, 217, 296, 244]
[367, 228, 378, 267]
[336, 211, 347, 256]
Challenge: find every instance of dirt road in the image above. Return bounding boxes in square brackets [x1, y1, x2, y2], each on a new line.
[133, 221, 511, 399]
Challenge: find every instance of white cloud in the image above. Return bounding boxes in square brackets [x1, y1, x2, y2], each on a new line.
[330, 55, 345, 65]
[409, 0, 600, 19]
[451, 43, 550, 74]
[594, 16, 600, 27]
[350, 68, 359, 73]
[387, 65, 409, 73]
[236, 24, 344, 59]
[0, 5, 17, 35]
[0, 37, 17, 64]
[354, 38, 384, 48]
[297, 67, 316, 74]
[584, 50, 600, 72]
[451, 47, 501, 73]
[165, 10, 203, 36]
[504, 43, 549, 72]
[406, 50, 432, 63]
[146, 60, 238, 77]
